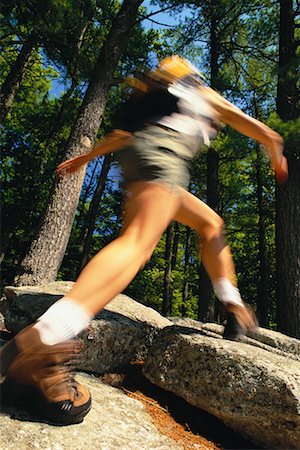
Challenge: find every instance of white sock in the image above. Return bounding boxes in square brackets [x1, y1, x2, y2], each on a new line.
[33, 297, 94, 346]
[212, 277, 244, 308]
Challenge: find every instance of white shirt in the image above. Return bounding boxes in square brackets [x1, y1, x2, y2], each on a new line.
[157, 80, 218, 154]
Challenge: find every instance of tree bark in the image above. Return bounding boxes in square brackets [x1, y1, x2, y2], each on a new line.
[162, 223, 175, 316]
[276, 0, 299, 120]
[75, 160, 101, 231]
[276, 0, 300, 338]
[79, 154, 112, 272]
[15, 0, 143, 286]
[255, 144, 269, 326]
[182, 226, 191, 317]
[198, 148, 219, 321]
[198, 262, 215, 322]
[198, 4, 220, 321]
[171, 222, 180, 271]
[44, 17, 91, 151]
[0, 32, 38, 123]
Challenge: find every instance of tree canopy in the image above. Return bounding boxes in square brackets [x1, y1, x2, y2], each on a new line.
[1, 0, 299, 337]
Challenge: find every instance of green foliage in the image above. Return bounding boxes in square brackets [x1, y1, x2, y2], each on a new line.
[1, 0, 292, 329]
[267, 113, 300, 146]
[0, 49, 81, 285]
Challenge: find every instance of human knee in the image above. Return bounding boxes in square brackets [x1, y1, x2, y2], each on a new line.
[139, 240, 158, 268]
[200, 215, 225, 241]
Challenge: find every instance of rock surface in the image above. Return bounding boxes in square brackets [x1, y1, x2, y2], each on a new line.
[1, 283, 300, 449]
[79, 294, 171, 373]
[0, 373, 182, 450]
[143, 324, 300, 450]
[1, 282, 171, 373]
[1, 282, 75, 334]
[169, 317, 300, 361]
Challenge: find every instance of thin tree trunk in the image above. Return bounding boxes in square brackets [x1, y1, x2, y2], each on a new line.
[79, 154, 112, 272]
[15, 0, 143, 286]
[276, 0, 299, 120]
[255, 144, 269, 326]
[80, 160, 100, 210]
[162, 223, 175, 316]
[75, 160, 100, 230]
[1, 20, 89, 265]
[276, 0, 300, 338]
[165, 221, 179, 315]
[182, 227, 191, 317]
[198, 148, 219, 321]
[45, 18, 92, 150]
[171, 222, 180, 271]
[198, 5, 220, 321]
[0, 232, 14, 265]
[198, 262, 215, 322]
[0, 32, 38, 123]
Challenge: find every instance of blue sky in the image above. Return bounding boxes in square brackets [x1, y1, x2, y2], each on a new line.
[141, 0, 180, 29]
[48, 1, 187, 185]
[49, 1, 183, 97]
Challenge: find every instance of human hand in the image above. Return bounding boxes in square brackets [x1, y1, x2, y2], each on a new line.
[263, 134, 288, 185]
[273, 154, 288, 185]
[55, 154, 89, 175]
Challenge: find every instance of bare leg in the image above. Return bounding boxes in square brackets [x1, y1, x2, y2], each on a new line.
[56, 182, 255, 330]
[174, 188, 256, 331]
[67, 182, 182, 314]
[174, 188, 236, 284]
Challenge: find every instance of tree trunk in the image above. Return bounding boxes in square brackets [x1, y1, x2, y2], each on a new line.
[182, 226, 191, 317]
[198, 262, 215, 322]
[162, 224, 175, 316]
[0, 32, 38, 123]
[1, 85, 79, 265]
[171, 222, 180, 271]
[79, 154, 112, 272]
[198, 148, 219, 321]
[0, 231, 14, 265]
[75, 160, 101, 230]
[15, 0, 143, 286]
[276, 0, 300, 338]
[198, 6, 220, 321]
[276, 1, 299, 120]
[255, 144, 269, 326]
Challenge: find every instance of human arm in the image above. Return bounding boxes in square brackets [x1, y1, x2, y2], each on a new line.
[56, 129, 133, 175]
[200, 86, 288, 183]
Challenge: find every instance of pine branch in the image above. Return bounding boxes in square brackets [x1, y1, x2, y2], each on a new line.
[134, 5, 176, 26]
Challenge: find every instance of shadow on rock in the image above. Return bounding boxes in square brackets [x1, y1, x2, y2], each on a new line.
[0, 380, 75, 427]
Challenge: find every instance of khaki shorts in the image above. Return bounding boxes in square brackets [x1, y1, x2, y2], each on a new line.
[116, 126, 193, 189]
